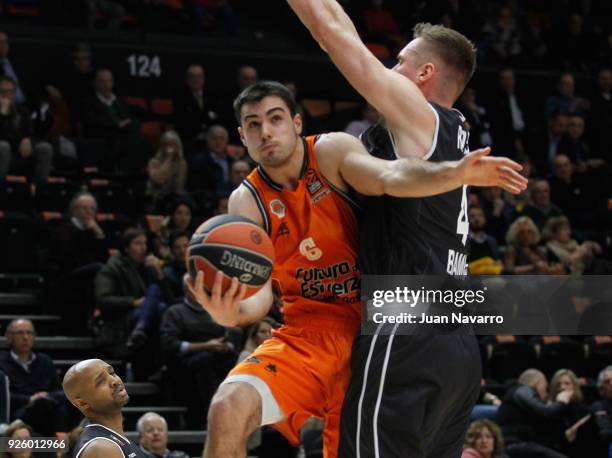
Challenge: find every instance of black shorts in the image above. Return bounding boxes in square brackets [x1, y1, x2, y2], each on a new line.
[338, 329, 481, 458]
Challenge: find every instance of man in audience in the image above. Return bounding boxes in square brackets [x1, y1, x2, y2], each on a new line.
[0, 32, 26, 104]
[497, 368, 571, 457]
[162, 230, 189, 304]
[545, 72, 588, 119]
[172, 64, 218, 149]
[227, 159, 250, 191]
[590, 68, 612, 160]
[81, 68, 150, 172]
[593, 365, 612, 446]
[467, 205, 503, 275]
[522, 179, 564, 231]
[94, 227, 171, 356]
[557, 114, 591, 164]
[0, 319, 74, 435]
[480, 186, 516, 244]
[47, 191, 108, 333]
[529, 112, 569, 173]
[487, 67, 527, 158]
[0, 76, 53, 184]
[189, 124, 233, 193]
[136, 412, 189, 458]
[160, 276, 238, 427]
[549, 154, 593, 230]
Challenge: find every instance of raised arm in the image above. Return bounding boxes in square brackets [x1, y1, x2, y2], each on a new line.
[286, 0, 434, 147]
[316, 133, 527, 197]
[187, 185, 274, 328]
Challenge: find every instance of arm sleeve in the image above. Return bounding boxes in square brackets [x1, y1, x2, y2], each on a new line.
[160, 308, 183, 358]
[94, 266, 135, 311]
[513, 385, 566, 418]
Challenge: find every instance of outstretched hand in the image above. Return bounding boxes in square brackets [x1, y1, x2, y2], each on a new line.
[458, 147, 528, 194]
[186, 270, 247, 327]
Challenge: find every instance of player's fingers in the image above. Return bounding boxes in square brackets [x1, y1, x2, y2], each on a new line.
[497, 176, 522, 194]
[496, 157, 523, 171]
[499, 168, 528, 189]
[466, 147, 491, 162]
[211, 271, 224, 303]
[237, 282, 248, 302]
[226, 276, 240, 299]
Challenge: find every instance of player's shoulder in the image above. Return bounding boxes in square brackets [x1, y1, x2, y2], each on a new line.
[313, 131, 365, 161]
[229, 183, 264, 227]
[79, 437, 125, 458]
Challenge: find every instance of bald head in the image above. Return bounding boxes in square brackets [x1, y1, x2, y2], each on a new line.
[63, 359, 128, 415]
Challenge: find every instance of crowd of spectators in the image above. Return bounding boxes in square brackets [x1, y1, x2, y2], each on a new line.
[0, 2, 610, 457]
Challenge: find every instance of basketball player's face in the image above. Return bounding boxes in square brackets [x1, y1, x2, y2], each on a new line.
[238, 96, 302, 168]
[86, 362, 129, 412]
[393, 39, 430, 86]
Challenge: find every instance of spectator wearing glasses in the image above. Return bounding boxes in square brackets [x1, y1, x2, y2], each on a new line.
[0, 320, 73, 435]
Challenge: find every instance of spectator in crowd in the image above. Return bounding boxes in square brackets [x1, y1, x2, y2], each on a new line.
[160, 276, 238, 427]
[284, 81, 313, 135]
[49, 43, 95, 123]
[529, 112, 569, 172]
[496, 369, 570, 457]
[85, 0, 125, 30]
[146, 130, 188, 214]
[94, 227, 171, 357]
[522, 180, 564, 231]
[212, 194, 229, 215]
[344, 103, 379, 138]
[218, 65, 258, 133]
[504, 216, 564, 275]
[160, 197, 196, 244]
[237, 65, 258, 92]
[543, 217, 610, 275]
[592, 366, 612, 446]
[545, 73, 588, 119]
[0, 320, 73, 435]
[228, 159, 251, 191]
[0, 33, 26, 104]
[467, 205, 503, 275]
[81, 68, 150, 173]
[47, 191, 108, 333]
[172, 64, 218, 148]
[481, 6, 522, 64]
[549, 13, 593, 73]
[136, 412, 189, 458]
[590, 68, 612, 160]
[487, 68, 526, 157]
[237, 317, 275, 363]
[549, 155, 592, 229]
[0, 76, 53, 184]
[557, 115, 591, 164]
[479, 187, 516, 244]
[361, 0, 404, 52]
[455, 87, 492, 150]
[0, 419, 33, 458]
[162, 230, 189, 304]
[462, 419, 508, 458]
[547, 369, 602, 457]
[189, 125, 233, 193]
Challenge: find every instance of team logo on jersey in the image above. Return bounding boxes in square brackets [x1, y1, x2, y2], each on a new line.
[269, 199, 286, 218]
[304, 168, 323, 195]
[265, 363, 278, 374]
[277, 221, 290, 236]
[299, 237, 323, 261]
[311, 188, 330, 204]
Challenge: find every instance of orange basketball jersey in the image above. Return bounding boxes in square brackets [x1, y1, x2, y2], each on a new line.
[243, 135, 361, 329]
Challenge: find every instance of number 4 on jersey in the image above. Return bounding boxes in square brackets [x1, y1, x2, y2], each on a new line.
[456, 185, 469, 246]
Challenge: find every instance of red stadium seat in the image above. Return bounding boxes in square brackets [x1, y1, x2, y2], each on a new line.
[124, 96, 149, 111]
[151, 98, 174, 116]
[141, 121, 165, 146]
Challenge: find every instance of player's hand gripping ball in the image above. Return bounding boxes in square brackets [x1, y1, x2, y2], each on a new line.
[188, 215, 275, 299]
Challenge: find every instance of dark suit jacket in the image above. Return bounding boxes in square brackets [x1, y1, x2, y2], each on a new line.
[81, 94, 135, 138]
[172, 87, 218, 145]
[487, 88, 528, 157]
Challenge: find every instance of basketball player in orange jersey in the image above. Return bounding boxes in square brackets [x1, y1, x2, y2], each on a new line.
[188, 81, 526, 458]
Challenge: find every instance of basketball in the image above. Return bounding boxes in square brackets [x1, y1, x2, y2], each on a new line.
[187, 214, 275, 298]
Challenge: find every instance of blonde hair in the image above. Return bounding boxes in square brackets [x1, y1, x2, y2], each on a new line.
[155, 130, 184, 161]
[550, 368, 583, 403]
[506, 216, 541, 247]
[464, 419, 505, 455]
[413, 22, 477, 90]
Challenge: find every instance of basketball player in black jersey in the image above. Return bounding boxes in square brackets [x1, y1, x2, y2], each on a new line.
[288, 2, 526, 457]
[63, 359, 146, 458]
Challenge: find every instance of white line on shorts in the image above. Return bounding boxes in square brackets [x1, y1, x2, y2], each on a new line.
[373, 322, 399, 458]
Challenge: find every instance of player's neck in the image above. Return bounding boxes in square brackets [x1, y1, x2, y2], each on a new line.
[88, 413, 124, 436]
[262, 138, 305, 191]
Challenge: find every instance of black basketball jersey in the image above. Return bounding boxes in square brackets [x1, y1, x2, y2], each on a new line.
[359, 102, 471, 275]
[74, 424, 145, 458]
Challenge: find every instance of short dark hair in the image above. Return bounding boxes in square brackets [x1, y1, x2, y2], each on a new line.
[233, 81, 297, 123]
[168, 229, 189, 248]
[413, 23, 477, 91]
[121, 227, 146, 253]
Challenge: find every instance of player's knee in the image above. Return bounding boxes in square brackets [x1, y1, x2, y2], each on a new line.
[208, 382, 261, 429]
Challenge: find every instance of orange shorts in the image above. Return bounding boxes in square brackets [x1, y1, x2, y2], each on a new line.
[228, 320, 357, 458]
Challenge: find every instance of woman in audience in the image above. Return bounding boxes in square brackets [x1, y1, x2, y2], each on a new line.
[543, 216, 610, 275]
[237, 317, 275, 363]
[548, 369, 603, 457]
[146, 130, 188, 214]
[1, 420, 33, 458]
[504, 216, 564, 274]
[155, 197, 196, 260]
[462, 419, 508, 458]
